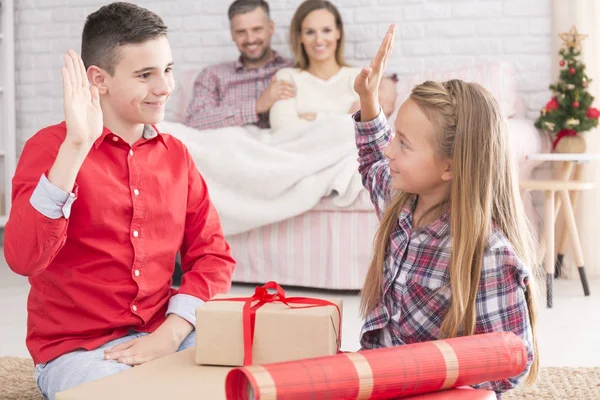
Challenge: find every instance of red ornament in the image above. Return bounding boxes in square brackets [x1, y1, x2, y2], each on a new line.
[545, 98, 560, 111]
[573, 101, 580, 108]
[560, 60, 565, 67]
[587, 107, 600, 119]
[570, 67, 576, 74]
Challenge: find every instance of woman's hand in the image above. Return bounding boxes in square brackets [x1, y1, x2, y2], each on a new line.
[353, 24, 396, 121]
[256, 77, 296, 114]
[379, 77, 398, 118]
[299, 113, 317, 121]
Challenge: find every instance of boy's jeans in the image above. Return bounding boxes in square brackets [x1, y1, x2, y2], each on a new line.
[35, 330, 196, 400]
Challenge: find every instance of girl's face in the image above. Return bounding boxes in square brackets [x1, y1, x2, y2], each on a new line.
[300, 9, 341, 65]
[384, 98, 452, 196]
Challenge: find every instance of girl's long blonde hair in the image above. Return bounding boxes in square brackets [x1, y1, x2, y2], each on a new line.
[360, 80, 539, 384]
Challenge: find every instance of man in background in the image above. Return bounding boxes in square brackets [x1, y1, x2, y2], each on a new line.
[184, 0, 294, 130]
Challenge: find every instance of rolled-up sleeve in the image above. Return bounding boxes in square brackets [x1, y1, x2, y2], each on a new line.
[30, 174, 77, 219]
[166, 293, 205, 327]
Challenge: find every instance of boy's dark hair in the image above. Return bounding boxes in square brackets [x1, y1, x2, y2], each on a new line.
[81, 2, 168, 75]
[228, 0, 270, 21]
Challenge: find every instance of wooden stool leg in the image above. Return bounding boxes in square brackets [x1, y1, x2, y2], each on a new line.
[553, 161, 574, 215]
[554, 254, 564, 279]
[544, 191, 555, 308]
[555, 163, 584, 278]
[553, 161, 574, 278]
[558, 190, 591, 296]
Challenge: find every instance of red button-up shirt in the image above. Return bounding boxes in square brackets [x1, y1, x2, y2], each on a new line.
[4, 122, 235, 364]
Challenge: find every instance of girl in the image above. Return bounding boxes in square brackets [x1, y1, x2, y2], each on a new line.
[354, 25, 538, 397]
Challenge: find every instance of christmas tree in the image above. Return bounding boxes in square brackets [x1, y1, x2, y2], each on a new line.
[535, 26, 599, 151]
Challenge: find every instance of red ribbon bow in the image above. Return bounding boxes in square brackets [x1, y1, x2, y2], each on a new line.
[212, 281, 342, 365]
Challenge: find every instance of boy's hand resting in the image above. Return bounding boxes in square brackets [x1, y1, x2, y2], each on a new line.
[104, 315, 193, 366]
[61, 49, 103, 148]
[354, 24, 396, 122]
[104, 329, 179, 366]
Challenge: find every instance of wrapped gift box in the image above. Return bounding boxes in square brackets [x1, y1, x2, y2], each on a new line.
[196, 284, 343, 367]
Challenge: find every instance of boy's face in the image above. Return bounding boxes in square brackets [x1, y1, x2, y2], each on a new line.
[101, 36, 174, 126]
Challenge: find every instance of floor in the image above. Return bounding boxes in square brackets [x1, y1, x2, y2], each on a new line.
[1, 253, 599, 368]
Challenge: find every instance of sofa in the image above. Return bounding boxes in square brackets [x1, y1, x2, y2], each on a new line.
[172, 62, 550, 290]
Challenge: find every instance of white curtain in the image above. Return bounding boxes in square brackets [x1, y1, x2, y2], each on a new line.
[552, 0, 600, 277]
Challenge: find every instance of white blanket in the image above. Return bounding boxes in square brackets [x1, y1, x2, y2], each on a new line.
[157, 116, 364, 236]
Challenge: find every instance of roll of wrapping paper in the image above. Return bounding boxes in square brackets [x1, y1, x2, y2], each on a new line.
[225, 332, 527, 400]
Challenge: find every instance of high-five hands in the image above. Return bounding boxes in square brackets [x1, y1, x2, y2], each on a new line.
[61, 49, 103, 148]
[47, 50, 104, 193]
[353, 24, 396, 122]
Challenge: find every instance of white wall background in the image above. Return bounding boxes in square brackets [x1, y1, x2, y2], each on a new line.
[14, 0, 552, 150]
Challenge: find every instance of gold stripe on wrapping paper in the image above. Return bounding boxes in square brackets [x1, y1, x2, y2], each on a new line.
[432, 341, 459, 390]
[247, 365, 277, 400]
[344, 352, 374, 399]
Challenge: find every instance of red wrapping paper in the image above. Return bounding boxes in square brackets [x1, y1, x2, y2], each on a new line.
[225, 332, 526, 399]
[403, 387, 496, 399]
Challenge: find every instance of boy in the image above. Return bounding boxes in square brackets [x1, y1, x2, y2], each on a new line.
[4, 3, 235, 399]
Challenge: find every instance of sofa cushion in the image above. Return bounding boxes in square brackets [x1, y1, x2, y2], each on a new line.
[391, 62, 517, 122]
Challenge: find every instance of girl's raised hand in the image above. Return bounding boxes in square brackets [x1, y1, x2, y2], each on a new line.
[354, 24, 396, 121]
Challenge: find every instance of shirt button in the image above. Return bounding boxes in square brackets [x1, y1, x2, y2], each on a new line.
[133, 189, 140, 196]
[129, 149, 134, 156]
[133, 230, 139, 238]
[132, 304, 138, 312]
[134, 269, 140, 277]
[112, 136, 119, 142]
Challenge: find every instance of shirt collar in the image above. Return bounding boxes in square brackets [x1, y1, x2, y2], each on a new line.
[405, 194, 451, 240]
[234, 50, 285, 71]
[94, 124, 168, 149]
[421, 210, 450, 239]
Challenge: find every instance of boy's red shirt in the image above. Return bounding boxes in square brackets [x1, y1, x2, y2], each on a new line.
[4, 122, 235, 364]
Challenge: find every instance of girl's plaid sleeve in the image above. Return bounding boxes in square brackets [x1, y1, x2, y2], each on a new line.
[473, 248, 534, 395]
[354, 109, 393, 218]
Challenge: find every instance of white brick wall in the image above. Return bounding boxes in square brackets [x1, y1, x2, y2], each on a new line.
[14, 0, 552, 150]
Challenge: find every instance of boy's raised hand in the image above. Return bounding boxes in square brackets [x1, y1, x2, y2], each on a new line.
[354, 24, 396, 121]
[61, 49, 103, 147]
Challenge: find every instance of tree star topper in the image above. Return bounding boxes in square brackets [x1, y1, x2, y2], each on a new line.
[559, 26, 588, 51]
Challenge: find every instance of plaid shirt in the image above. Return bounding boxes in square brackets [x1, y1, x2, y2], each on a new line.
[184, 52, 292, 130]
[354, 110, 534, 397]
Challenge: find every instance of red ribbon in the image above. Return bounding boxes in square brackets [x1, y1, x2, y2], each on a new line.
[210, 281, 342, 366]
[552, 129, 577, 150]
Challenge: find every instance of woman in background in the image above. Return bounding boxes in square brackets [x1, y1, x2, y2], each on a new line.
[269, 0, 360, 131]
